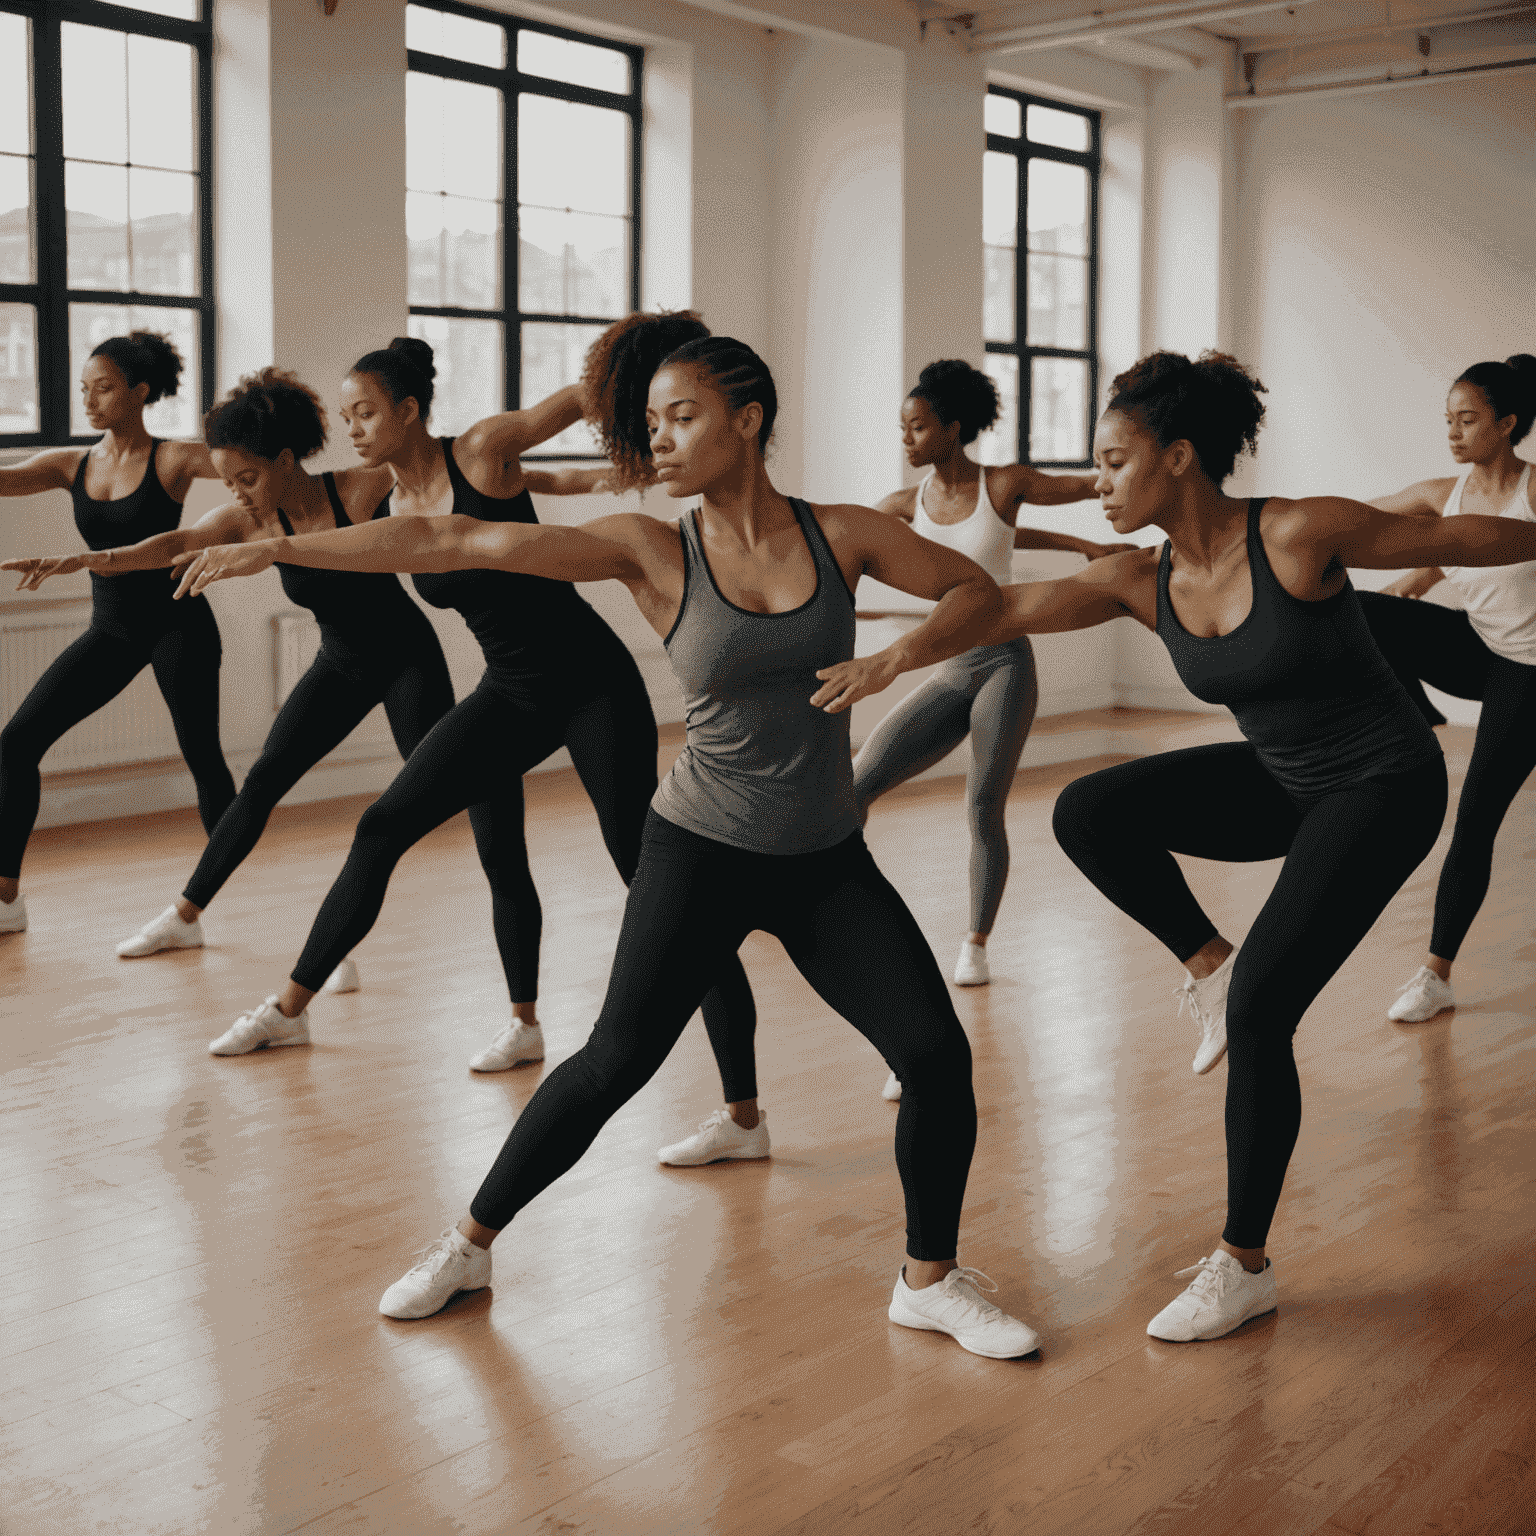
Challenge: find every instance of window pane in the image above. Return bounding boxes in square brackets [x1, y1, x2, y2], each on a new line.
[518, 31, 629, 95]
[518, 96, 629, 217]
[407, 5, 505, 67]
[985, 93, 1020, 139]
[0, 304, 39, 434]
[66, 162, 129, 290]
[984, 243, 1014, 345]
[70, 305, 200, 438]
[0, 14, 30, 155]
[1030, 356, 1089, 463]
[983, 150, 1016, 248]
[406, 73, 501, 200]
[128, 36, 195, 173]
[975, 355, 1018, 468]
[1026, 253, 1087, 350]
[1027, 103, 1090, 153]
[521, 321, 605, 455]
[113, 0, 199, 19]
[1027, 160, 1088, 256]
[519, 207, 628, 318]
[0, 156, 33, 284]
[407, 192, 501, 309]
[62, 25, 128, 165]
[407, 315, 502, 435]
[130, 168, 196, 296]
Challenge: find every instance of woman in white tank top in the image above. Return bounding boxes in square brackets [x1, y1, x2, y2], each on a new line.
[1356, 353, 1536, 1026]
[854, 361, 1130, 1070]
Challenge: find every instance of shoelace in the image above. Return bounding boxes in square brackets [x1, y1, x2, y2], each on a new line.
[404, 1229, 464, 1280]
[1393, 967, 1437, 997]
[1173, 978, 1212, 1032]
[942, 1266, 1005, 1319]
[1171, 1255, 1236, 1304]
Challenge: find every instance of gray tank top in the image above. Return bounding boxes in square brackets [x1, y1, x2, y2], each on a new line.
[652, 498, 861, 855]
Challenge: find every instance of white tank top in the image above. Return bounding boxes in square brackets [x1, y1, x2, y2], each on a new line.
[912, 469, 1015, 586]
[1442, 463, 1536, 665]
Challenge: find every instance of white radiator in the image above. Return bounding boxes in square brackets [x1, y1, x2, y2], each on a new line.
[0, 599, 183, 771]
[271, 610, 322, 709]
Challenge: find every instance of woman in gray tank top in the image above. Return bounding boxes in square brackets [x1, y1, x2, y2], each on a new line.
[174, 319, 1043, 1358]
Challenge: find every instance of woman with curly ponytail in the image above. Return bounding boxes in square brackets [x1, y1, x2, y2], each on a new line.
[175, 311, 1044, 1359]
[0, 330, 232, 931]
[1353, 353, 1536, 1026]
[987, 347, 1536, 1343]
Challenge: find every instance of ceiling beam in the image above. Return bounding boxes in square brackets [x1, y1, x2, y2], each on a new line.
[1226, 51, 1536, 102]
[968, 0, 1308, 54]
[1241, 0, 1535, 51]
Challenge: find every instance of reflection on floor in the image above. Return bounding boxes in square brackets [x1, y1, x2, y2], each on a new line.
[2, 718, 1532, 1535]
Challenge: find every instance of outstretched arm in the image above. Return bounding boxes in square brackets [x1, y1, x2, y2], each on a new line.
[990, 546, 1157, 641]
[1014, 526, 1138, 558]
[1324, 497, 1536, 571]
[456, 386, 587, 475]
[522, 464, 614, 496]
[994, 464, 1100, 508]
[1367, 479, 1451, 519]
[0, 449, 82, 498]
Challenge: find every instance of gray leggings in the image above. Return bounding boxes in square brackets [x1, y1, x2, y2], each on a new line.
[853, 638, 1039, 935]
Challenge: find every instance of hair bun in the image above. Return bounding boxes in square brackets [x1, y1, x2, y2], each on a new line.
[909, 359, 1000, 445]
[388, 336, 436, 380]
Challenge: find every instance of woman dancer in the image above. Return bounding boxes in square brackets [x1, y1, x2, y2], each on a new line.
[175, 328, 1042, 1359]
[0, 331, 234, 933]
[987, 349, 1536, 1342]
[7, 368, 450, 995]
[175, 336, 756, 1080]
[1355, 354, 1536, 1024]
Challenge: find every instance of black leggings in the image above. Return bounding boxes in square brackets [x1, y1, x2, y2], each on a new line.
[1052, 744, 1447, 1248]
[289, 675, 757, 1073]
[470, 812, 976, 1261]
[182, 651, 454, 910]
[1359, 591, 1536, 961]
[0, 612, 235, 877]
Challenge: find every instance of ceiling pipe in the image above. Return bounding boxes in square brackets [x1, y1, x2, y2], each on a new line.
[1226, 52, 1536, 102]
[1241, 0, 1536, 51]
[970, 0, 1310, 54]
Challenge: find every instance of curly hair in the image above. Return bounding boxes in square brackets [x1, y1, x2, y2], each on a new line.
[579, 310, 711, 489]
[1456, 354, 1536, 447]
[203, 366, 328, 462]
[89, 330, 184, 404]
[351, 335, 436, 420]
[1106, 350, 1267, 485]
[908, 359, 1000, 445]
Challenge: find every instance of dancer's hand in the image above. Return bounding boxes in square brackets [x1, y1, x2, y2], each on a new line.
[811, 653, 900, 714]
[171, 540, 279, 597]
[1381, 567, 1442, 600]
[1, 552, 100, 590]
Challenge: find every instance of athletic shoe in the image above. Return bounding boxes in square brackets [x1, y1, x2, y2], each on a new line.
[378, 1227, 492, 1320]
[468, 1021, 545, 1073]
[320, 957, 360, 994]
[116, 905, 202, 958]
[1387, 966, 1455, 1023]
[882, 1071, 903, 1102]
[953, 941, 990, 987]
[0, 895, 26, 934]
[1177, 949, 1236, 1074]
[658, 1108, 770, 1167]
[1147, 1250, 1277, 1341]
[208, 995, 310, 1056]
[888, 1266, 1040, 1358]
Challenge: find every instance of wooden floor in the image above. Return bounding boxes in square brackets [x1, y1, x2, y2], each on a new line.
[3, 717, 1533, 1536]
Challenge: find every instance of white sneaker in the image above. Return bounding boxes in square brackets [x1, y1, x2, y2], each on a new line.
[888, 1266, 1040, 1358]
[320, 957, 360, 994]
[116, 905, 202, 958]
[881, 1071, 903, 1102]
[0, 894, 26, 934]
[378, 1227, 492, 1320]
[1387, 966, 1455, 1023]
[658, 1108, 770, 1167]
[953, 941, 990, 987]
[1147, 1250, 1277, 1341]
[468, 1021, 545, 1073]
[1178, 949, 1236, 1075]
[208, 995, 311, 1056]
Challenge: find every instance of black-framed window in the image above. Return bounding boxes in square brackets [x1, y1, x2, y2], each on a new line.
[981, 88, 1099, 469]
[406, 1, 640, 455]
[0, 0, 214, 448]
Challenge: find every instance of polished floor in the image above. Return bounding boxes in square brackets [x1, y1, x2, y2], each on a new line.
[3, 716, 1533, 1535]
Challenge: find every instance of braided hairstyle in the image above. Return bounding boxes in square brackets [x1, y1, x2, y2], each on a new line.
[580, 310, 711, 489]
[1455, 354, 1536, 446]
[908, 359, 1000, 445]
[351, 335, 436, 421]
[203, 367, 328, 462]
[88, 330, 184, 403]
[1106, 350, 1267, 485]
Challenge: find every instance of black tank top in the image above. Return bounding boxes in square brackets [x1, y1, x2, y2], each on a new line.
[73, 439, 205, 639]
[408, 438, 631, 701]
[1156, 498, 1440, 799]
[275, 473, 441, 678]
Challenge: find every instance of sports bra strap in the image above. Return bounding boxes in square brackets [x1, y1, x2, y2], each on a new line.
[321, 470, 353, 529]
